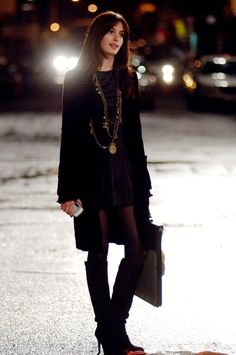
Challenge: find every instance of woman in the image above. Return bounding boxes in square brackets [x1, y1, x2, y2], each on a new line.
[57, 11, 152, 355]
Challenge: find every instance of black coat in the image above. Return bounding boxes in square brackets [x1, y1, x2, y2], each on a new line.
[57, 68, 152, 251]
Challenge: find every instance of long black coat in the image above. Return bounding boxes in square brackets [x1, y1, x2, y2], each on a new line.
[57, 68, 152, 251]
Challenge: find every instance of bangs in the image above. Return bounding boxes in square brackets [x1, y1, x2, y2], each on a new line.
[103, 19, 128, 39]
[92, 13, 130, 42]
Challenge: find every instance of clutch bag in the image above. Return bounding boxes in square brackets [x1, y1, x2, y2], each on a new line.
[135, 223, 164, 307]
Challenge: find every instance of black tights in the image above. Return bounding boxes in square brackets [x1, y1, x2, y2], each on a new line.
[87, 205, 147, 263]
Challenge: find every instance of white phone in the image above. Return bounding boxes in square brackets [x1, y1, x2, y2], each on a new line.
[72, 202, 84, 217]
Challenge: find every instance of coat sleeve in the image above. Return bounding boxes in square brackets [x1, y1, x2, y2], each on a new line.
[57, 70, 90, 203]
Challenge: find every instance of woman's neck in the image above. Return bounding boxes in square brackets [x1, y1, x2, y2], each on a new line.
[98, 55, 114, 72]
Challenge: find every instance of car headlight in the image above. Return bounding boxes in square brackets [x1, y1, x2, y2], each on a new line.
[161, 64, 175, 84]
[53, 55, 79, 73]
[183, 72, 197, 90]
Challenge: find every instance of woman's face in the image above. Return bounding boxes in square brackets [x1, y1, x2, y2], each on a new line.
[100, 21, 125, 58]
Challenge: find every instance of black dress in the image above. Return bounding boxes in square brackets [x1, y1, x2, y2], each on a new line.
[95, 70, 134, 209]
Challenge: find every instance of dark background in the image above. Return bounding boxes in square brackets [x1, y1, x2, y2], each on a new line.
[1, 0, 236, 106]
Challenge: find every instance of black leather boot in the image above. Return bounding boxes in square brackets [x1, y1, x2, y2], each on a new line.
[85, 260, 126, 355]
[111, 257, 146, 354]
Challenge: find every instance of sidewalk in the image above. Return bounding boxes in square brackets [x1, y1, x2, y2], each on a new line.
[0, 112, 236, 355]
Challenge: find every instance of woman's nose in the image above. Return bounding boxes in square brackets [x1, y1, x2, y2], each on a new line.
[113, 32, 119, 41]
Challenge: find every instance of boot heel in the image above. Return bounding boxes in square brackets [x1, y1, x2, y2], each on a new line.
[95, 326, 126, 355]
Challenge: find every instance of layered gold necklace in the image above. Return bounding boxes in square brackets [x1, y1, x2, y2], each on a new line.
[90, 72, 122, 154]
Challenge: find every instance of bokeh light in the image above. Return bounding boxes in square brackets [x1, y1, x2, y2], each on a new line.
[50, 22, 60, 32]
[139, 3, 157, 14]
[88, 4, 98, 13]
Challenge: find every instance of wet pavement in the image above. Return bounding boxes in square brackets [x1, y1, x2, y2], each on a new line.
[0, 109, 236, 355]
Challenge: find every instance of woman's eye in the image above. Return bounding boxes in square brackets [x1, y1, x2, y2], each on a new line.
[107, 29, 124, 38]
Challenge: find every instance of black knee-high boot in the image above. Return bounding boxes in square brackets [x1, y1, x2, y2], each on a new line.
[84, 260, 126, 355]
[111, 257, 146, 354]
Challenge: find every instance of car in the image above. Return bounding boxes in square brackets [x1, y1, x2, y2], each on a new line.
[140, 44, 185, 89]
[182, 54, 236, 110]
[131, 53, 158, 109]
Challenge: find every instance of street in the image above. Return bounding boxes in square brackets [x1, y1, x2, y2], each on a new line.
[0, 94, 236, 355]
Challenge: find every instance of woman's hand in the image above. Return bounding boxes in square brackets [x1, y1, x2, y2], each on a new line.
[60, 199, 83, 217]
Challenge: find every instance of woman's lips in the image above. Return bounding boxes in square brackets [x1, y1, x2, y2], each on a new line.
[109, 43, 119, 49]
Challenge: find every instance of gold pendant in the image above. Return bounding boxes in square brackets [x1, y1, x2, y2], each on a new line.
[109, 143, 117, 154]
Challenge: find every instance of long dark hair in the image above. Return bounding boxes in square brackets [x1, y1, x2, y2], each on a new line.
[79, 11, 135, 95]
